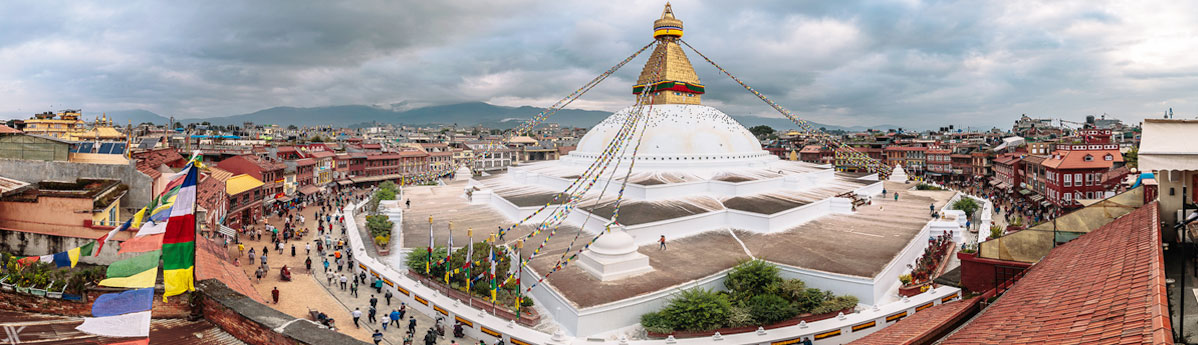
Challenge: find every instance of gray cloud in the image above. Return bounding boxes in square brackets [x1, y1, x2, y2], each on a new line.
[1, 0, 1196, 129]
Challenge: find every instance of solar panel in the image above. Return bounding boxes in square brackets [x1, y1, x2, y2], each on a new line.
[110, 143, 126, 154]
[77, 143, 94, 154]
[98, 143, 114, 154]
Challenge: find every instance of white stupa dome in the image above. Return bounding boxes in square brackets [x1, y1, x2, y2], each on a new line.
[563, 104, 776, 169]
[589, 227, 638, 256]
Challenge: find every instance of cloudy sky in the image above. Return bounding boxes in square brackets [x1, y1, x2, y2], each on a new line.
[1, 0, 1195, 129]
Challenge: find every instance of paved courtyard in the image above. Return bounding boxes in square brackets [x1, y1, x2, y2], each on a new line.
[229, 189, 478, 345]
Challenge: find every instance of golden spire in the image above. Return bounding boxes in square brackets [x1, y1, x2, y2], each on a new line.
[633, 3, 704, 105]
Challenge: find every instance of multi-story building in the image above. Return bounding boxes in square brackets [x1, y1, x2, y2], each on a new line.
[1041, 129, 1126, 206]
[926, 148, 953, 179]
[992, 153, 1024, 192]
[216, 154, 286, 200]
[22, 110, 85, 139]
[222, 173, 264, 230]
[308, 151, 335, 186]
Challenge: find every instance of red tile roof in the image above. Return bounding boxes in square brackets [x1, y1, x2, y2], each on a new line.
[1041, 149, 1123, 170]
[294, 158, 316, 166]
[0, 124, 21, 134]
[307, 150, 335, 159]
[941, 202, 1171, 345]
[851, 297, 981, 345]
[132, 148, 186, 179]
[196, 173, 226, 218]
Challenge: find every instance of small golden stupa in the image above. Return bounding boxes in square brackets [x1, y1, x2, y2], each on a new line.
[632, 3, 705, 105]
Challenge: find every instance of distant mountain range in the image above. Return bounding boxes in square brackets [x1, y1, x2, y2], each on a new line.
[100, 102, 899, 132]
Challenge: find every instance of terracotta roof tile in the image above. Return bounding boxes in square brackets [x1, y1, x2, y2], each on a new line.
[940, 202, 1171, 345]
[852, 297, 981, 345]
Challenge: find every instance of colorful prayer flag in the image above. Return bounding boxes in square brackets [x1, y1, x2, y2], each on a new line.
[99, 251, 161, 289]
[91, 288, 154, 317]
[161, 166, 198, 300]
[75, 310, 152, 338]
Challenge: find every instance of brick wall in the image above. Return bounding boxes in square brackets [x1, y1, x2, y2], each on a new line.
[0, 288, 190, 318]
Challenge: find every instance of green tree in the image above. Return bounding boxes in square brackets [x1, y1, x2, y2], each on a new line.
[748, 125, 776, 138]
[1124, 146, 1138, 168]
[724, 259, 782, 303]
[951, 197, 980, 220]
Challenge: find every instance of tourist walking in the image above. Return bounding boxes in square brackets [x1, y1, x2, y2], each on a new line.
[352, 308, 362, 328]
[385, 290, 393, 305]
[408, 317, 417, 335]
[658, 235, 666, 250]
[373, 330, 384, 345]
[291, 244, 296, 257]
[390, 309, 401, 327]
[351, 280, 359, 297]
[368, 305, 377, 323]
[271, 287, 280, 304]
[370, 295, 378, 308]
[341, 274, 348, 290]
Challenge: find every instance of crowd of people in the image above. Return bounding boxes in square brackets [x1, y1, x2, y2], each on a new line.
[229, 184, 503, 345]
[931, 176, 1063, 229]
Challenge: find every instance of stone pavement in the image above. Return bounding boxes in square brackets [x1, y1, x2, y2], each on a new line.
[231, 188, 479, 345]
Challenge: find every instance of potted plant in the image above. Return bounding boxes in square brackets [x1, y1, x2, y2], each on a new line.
[46, 280, 66, 299]
[0, 274, 13, 292]
[28, 270, 49, 297]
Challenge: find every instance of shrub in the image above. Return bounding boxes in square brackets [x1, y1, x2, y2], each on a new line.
[640, 311, 671, 333]
[659, 288, 731, 331]
[748, 294, 798, 325]
[916, 183, 943, 190]
[812, 295, 859, 315]
[726, 305, 755, 327]
[792, 288, 827, 314]
[773, 279, 807, 301]
[405, 246, 448, 278]
[725, 259, 782, 303]
[899, 274, 913, 286]
[951, 198, 980, 219]
[366, 215, 394, 238]
[374, 235, 389, 247]
[989, 225, 1004, 239]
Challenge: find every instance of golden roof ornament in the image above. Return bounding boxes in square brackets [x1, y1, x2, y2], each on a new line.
[633, 3, 705, 105]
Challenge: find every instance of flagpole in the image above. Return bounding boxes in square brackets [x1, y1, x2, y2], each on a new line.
[426, 215, 433, 276]
[467, 228, 473, 307]
[444, 221, 453, 287]
[489, 233, 496, 314]
[516, 239, 523, 318]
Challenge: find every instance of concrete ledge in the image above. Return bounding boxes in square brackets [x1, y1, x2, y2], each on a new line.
[197, 279, 368, 345]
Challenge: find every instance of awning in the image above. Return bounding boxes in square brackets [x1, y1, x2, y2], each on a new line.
[336, 179, 352, 186]
[298, 185, 320, 195]
[996, 182, 1011, 190]
[1029, 194, 1044, 202]
[276, 196, 293, 203]
[218, 224, 237, 237]
[1040, 200, 1054, 207]
[988, 179, 999, 186]
[349, 174, 402, 184]
[1018, 189, 1032, 196]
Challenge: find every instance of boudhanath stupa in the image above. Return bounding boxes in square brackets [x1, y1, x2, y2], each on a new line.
[462, 4, 960, 337]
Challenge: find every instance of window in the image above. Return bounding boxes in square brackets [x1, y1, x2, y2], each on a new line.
[1083, 154, 1093, 161]
[1075, 191, 1082, 200]
[1087, 192, 1094, 199]
[1086, 173, 1093, 186]
[1064, 193, 1072, 201]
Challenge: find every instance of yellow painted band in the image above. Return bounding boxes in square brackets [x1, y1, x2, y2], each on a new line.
[653, 29, 683, 38]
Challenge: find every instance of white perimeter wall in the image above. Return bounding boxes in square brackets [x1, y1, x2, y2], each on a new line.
[361, 187, 968, 344]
